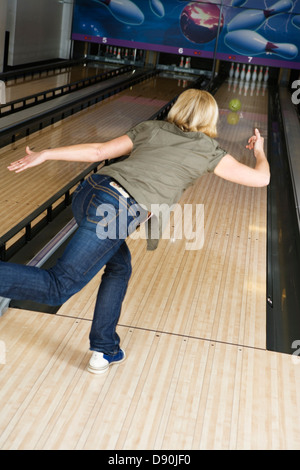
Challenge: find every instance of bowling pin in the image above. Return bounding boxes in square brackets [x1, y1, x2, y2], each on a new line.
[229, 62, 235, 78]
[244, 81, 249, 96]
[264, 66, 269, 82]
[95, 0, 144, 25]
[185, 57, 191, 68]
[240, 64, 246, 80]
[246, 65, 251, 81]
[150, 0, 165, 18]
[252, 65, 257, 81]
[292, 15, 300, 29]
[227, 0, 293, 32]
[225, 29, 298, 59]
[250, 81, 256, 96]
[239, 79, 244, 95]
[235, 63, 240, 79]
[180, 56, 184, 67]
[117, 48, 121, 59]
[256, 81, 261, 95]
[258, 66, 263, 82]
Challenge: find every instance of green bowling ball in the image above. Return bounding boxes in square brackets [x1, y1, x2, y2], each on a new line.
[229, 98, 241, 112]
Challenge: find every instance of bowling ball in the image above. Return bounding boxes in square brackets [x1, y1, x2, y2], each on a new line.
[229, 98, 241, 112]
[180, 2, 224, 44]
[227, 112, 240, 125]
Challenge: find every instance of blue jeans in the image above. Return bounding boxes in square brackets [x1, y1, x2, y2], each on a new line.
[0, 174, 148, 355]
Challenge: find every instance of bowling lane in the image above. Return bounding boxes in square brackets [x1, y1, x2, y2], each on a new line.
[216, 75, 268, 151]
[0, 73, 196, 240]
[115, 76, 269, 349]
[58, 75, 269, 352]
[4, 62, 118, 103]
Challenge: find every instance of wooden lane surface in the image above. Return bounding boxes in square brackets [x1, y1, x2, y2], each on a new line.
[4, 63, 113, 103]
[0, 74, 193, 239]
[0, 309, 300, 450]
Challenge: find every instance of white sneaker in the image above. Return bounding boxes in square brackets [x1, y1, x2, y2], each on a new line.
[87, 349, 126, 375]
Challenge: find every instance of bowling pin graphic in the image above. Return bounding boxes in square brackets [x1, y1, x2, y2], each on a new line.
[232, 0, 247, 6]
[225, 30, 298, 59]
[94, 0, 144, 25]
[292, 15, 300, 29]
[227, 0, 293, 32]
[150, 0, 165, 18]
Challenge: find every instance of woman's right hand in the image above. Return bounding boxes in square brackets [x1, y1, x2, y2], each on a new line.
[7, 146, 46, 173]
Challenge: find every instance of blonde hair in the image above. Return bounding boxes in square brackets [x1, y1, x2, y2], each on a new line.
[167, 89, 219, 138]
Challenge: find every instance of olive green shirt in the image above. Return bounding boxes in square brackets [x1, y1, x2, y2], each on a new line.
[98, 120, 227, 249]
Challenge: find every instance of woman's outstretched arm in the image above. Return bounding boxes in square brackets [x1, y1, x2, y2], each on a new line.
[214, 128, 270, 187]
[8, 135, 133, 173]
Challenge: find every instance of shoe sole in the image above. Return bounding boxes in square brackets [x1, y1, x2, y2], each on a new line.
[87, 352, 126, 375]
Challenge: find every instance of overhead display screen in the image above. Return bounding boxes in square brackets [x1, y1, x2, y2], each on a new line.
[219, 0, 300, 68]
[71, 0, 300, 69]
